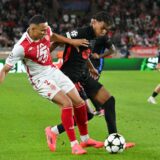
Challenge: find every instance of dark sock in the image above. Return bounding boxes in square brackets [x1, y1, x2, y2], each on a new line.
[57, 111, 94, 134]
[102, 96, 117, 134]
[87, 112, 94, 120]
[152, 92, 158, 97]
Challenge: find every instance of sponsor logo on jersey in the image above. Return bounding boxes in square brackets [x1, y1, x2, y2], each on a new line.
[37, 43, 49, 63]
[71, 30, 78, 37]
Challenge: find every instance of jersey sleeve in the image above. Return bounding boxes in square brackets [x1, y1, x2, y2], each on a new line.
[5, 45, 24, 67]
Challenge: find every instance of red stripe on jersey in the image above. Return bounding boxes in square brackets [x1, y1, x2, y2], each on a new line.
[23, 61, 38, 89]
[64, 46, 71, 62]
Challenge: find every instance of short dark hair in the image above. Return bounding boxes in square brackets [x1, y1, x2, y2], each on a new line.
[29, 15, 47, 25]
[92, 11, 113, 26]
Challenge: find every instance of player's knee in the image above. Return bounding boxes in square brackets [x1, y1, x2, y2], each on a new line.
[102, 96, 115, 109]
[94, 86, 112, 104]
[74, 99, 85, 108]
[62, 98, 73, 107]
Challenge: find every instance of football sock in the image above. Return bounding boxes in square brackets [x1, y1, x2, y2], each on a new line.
[51, 126, 59, 134]
[52, 112, 94, 134]
[87, 112, 94, 120]
[80, 134, 89, 142]
[102, 96, 117, 134]
[61, 107, 76, 142]
[74, 103, 88, 135]
[71, 140, 79, 147]
[152, 92, 158, 97]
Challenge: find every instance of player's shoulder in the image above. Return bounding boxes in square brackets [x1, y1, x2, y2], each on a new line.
[78, 26, 94, 34]
[76, 26, 95, 39]
[15, 32, 31, 48]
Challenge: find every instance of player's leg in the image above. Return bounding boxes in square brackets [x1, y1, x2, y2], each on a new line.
[45, 90, 75, 152]
[36, 70, 86, 154]
[148, 84, 160, 104]
[67, 87, 104, 148]
[51, 90, 86, 154]
[90, 67, 104, 115]
[82, 76, 117, 134]
[90, 96, 104, 116]
[51, 109, 94, 135]
[93, 86, 117, 134]
[83, 76, 135, 149]
[51, 81, 94, 135]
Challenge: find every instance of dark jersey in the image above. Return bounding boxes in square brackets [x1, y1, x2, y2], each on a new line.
[61, 26, 96, 83]
[90, 36, 112, 73]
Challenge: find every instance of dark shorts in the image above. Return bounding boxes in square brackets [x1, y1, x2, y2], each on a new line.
[81, 76, 103, 99]
[74, 82, 88, 100]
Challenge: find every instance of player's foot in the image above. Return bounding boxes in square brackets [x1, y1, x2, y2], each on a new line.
[72, 143, 87, 155]
[80, 138, 104, 148]
[98, 109, 104, 117]
[125, 142, 135, 149]
[147, 96, 157, 104]
[93, 111, 100, 116]
[45, 126, 57, 152]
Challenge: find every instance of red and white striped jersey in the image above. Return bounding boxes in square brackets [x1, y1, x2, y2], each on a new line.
[6, 26, 57, 83]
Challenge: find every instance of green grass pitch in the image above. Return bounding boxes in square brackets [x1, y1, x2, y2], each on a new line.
[0, 71, 160, 160]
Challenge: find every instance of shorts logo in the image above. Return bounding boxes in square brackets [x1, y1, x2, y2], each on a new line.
[44, 80, 56, 90]
[37, 43, 49, 63]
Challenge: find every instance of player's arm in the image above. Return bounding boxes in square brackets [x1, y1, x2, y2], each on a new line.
[87, 58, 99, 80]
[50, 32, 89, 48]
[0, 64, 11, 83]
[100, 44, 117, 58]
[92, 44, 117, 59]
[50, 42, 62, 53]
[0, 45, 24, 84]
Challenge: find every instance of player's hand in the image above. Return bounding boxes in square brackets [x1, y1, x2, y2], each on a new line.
[71, 39, 89, 52]
[91, 53, 100, 59]
[72, 39, 89, 47]
[0, 65, 10, 84]
[89, 68, 99, 80]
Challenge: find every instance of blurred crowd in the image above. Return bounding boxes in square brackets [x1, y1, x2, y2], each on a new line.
[0, 0, 160, 54]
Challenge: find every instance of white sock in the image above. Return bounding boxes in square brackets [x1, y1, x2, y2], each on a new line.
[80, 134, 89, 142]
[71, 140, 79, 147]
[51, 126, 59, 135]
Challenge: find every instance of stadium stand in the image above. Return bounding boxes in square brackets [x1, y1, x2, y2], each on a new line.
[0, 0, 160, 58]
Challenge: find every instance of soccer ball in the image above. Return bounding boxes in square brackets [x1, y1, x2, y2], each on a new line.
[104, 133, 126, 153]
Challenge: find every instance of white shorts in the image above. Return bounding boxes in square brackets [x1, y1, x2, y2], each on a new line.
[32, 69, 75, 100]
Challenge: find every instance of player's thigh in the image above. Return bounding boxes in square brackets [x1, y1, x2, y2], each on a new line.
[83, 76, 111, 104]
[53, 69, 84, 106]
[82, 76, 102, 98]
[34, 78, 72, 107]
[66, 87, 84, 106]
[34, 78, 61, 100]
[52, 90, 72, 108]
[54, 69, 75, 94]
